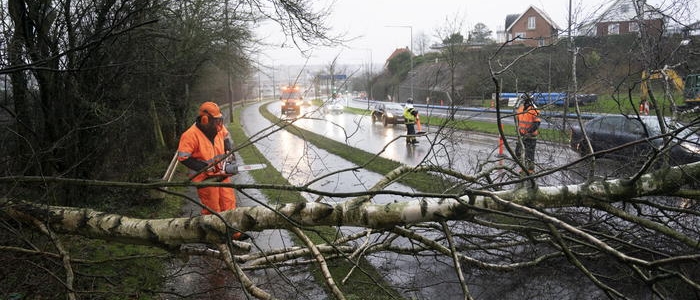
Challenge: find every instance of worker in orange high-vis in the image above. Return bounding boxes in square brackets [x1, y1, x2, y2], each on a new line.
[514, 95, 541, 174]
[639, 99, 650, 115]
[177, 101, 248, 241]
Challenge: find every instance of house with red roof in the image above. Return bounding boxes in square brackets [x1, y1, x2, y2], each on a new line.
[504, 5, 561, 47]
[384, 47, 411, 69]
[579, 0, 664, 37]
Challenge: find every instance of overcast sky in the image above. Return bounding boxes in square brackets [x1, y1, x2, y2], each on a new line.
[255, 0, 699, 67]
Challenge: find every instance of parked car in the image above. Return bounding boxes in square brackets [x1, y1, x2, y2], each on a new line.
[324, 98, 344, 114]
[569, 115, 700, 165]
[370, 103, 406, 126]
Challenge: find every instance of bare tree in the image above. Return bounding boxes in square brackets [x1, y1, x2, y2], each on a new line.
[414, 31, 431, 56]
[2, 1, 700, 300]
[433, 13, 467, 106]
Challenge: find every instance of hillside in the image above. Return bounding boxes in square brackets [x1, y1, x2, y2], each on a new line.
[365, 34, 700, 108]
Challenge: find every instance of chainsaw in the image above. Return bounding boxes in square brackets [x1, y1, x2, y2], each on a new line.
[218, 162, 267, 175]
[203, 163, 268, 182]
[232, 163, 267, 172]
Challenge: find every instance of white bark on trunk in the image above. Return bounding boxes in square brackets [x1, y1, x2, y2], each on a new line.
[3, 161, 698, 248]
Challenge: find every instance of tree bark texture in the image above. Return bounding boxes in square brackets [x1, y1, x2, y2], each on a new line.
[3, 160, 697, 249]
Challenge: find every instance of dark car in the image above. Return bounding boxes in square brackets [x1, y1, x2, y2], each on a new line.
[371, 103, 406, 126]
[569, 115, 700, 165]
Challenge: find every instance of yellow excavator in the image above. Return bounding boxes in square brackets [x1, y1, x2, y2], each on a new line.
[641, 68, 700, 110]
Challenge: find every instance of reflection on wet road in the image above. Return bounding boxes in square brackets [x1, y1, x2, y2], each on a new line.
[281, 102, 581, 187]
[240, 102, 440, 294]
[235, 101, 591, 299]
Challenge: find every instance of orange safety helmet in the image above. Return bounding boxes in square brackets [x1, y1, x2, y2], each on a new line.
[199, 101, 222, 124]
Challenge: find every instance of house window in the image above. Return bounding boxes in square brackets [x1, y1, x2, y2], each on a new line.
[538, 39, 546, 46]
[629, 22, 639, 32]
[528, 16, 536, 29]
[515, 32, 526, 39]
[608, 23, 620, 35]
[620, 4, 629, 14]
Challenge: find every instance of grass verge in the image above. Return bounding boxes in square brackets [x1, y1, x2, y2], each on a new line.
[42, 179, 186, 298]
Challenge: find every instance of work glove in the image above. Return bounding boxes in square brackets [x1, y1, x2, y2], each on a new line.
[224, 139, 233, 153]
[223, 162, 238, 175]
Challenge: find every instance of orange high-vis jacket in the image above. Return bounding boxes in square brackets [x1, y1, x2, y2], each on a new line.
[177, 123, 228, 182]
[516, 105, 541, 136]
[639, 102, 650, 115]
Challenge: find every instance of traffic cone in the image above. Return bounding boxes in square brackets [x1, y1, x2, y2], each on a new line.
[498, 137, 504, 156]
[497, 123, 505, 158]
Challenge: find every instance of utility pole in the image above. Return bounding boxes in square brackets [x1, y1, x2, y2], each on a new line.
[257, 57, 262, 102]
[272, 63, 276, 100]
[368, 49, 373, 109]
[225, 1, 233, 122]
[566, 0, 574, 130]
[358, 48, 373, 109]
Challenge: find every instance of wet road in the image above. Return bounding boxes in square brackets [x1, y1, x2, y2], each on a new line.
[240, 102, 478, 299]
[240, 103, 421, 202]
[283, 101, 582, 187]
[345, 98, 564, 129]
[234, 101, 598, 299]
[161, 100, 657, 299]
[237, 102, 432, 299]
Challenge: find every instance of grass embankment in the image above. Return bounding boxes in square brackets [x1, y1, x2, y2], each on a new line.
[577, 91, 686, 114]
[229, 106, 403, 300]
[57, 174, 185, 297]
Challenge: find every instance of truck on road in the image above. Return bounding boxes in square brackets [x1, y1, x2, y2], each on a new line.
[280, 85, 303, 116]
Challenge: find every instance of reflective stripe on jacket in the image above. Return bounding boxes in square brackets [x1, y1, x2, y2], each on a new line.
[404, 107, 416, 124]
[516, 105, 541, 136]
[177, 123, 227, 182]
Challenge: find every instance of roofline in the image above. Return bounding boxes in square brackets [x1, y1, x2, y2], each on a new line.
[532, 6, 561, 29]
[505, 5, 561, 32]
[584, 0, 664, 28]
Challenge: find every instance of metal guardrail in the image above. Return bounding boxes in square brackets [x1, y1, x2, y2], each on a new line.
[352, 98, 599, 120]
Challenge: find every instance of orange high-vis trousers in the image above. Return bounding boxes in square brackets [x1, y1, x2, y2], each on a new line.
[196, 177, 236, 215]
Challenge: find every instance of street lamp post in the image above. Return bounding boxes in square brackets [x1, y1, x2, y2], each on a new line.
[258, 59, 262, 102]
[368, 49, 373, 109]
[271, 63, 276, 100]
[366, 49, 373, 101]
[357, 48, 373, 109]
[386, 25, 413, 101]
